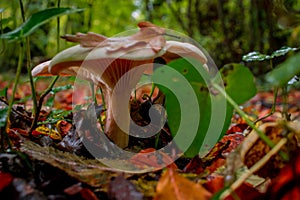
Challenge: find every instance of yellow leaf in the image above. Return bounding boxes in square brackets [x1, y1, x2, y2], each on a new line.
[154, 168, 211, 200]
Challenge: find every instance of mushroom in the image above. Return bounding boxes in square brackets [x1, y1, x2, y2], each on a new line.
[32, 21, 209, 148]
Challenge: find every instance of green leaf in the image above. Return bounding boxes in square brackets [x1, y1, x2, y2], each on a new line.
[153, 60, 256, 157]
[242, 51, 271, 62]
[0, 107, 8, 128]
[243, 46, 298, 62]
[153, 58, 226, 157]
[220, 63, 257, 104]
[52, 84, 73, 93]
[266, 53, 300, 87]
[0, 86, 8, 97]
[271, 46, 298, 58]
[0, 7, 83, 41]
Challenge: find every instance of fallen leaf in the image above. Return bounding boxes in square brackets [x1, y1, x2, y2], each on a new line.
[0, 172, 13, 191]
[224, 183, 264, 200]
[266, 149, 300, 200]
[130, 148, 177, 170]
[108, 175, 143, 200]
[154, 168, 211, 200]
[240, 121, 299, 178]
[205, 174, 224, 193]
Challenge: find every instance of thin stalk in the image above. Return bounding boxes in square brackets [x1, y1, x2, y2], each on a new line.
[4, 42, 24, 150]
[213, 83, 289, 160]
[0, 11, 5, 55]
[57, 0, 61, 52]
[19, 0, 38, 133]
[89, 82, 97, 105]
[254, 59, 278, 124]
[98, 86, 105, 131]
[254, 87, 278, 124]
[29, 76, 59, 133]
[149, 82, 155, 99]
[282, 86, 290, 120]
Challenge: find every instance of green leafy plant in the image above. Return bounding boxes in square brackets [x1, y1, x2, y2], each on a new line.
[0, 6, 83, 150]
[0, 7, 83, 42]
[153, 58, 257, 157]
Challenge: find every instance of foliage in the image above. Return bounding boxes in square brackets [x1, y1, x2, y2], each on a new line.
[0, 1, 300, 199]
[266, 52, 300, 87]
[0, 8, 83, 42]
[153, 58, 256, 157]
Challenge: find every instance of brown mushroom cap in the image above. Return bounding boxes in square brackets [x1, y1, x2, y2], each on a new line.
[31, 21, 211, 149]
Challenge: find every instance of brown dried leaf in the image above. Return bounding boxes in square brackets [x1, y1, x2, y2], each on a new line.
[240, 121, 299, 178]
[61, 21, 166, 54]
[61, 32, 107, 47]
[154, 168, 212, 200]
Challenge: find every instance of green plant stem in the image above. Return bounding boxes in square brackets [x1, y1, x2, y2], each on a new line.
[282, 86, 290, 120]
[90, 82, 97, 105]
[0, 11, 5, 55]
[220, 137, 287, 200]
[29, 76, 59, 133]
[149, 82, 155, 99]
[19, 0, 38, 133]
[254, 87, 278, 124]
[98, 86, 105, 131]
[57, 0, 61, 52]
[4, 42, 24, 150]
[213, 83, 289, 161]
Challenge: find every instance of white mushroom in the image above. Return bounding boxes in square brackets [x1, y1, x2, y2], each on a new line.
[32, 21, 209, 148]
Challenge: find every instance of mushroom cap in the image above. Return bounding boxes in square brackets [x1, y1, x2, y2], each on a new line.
[49, 44, 166, 76]
[163, 40, 208, 70]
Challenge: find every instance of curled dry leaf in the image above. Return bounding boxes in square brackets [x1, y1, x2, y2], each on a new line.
[61, 21, 166, 53]
[154, 168, 212, 200]
[240, 121, 299, 178]
[130, 148, 177, 170]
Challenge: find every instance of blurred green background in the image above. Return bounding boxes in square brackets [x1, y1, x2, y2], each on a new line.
[1, 0, 300, 75]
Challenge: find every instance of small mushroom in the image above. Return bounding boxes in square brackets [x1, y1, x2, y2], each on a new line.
[32, 22, 209, 148]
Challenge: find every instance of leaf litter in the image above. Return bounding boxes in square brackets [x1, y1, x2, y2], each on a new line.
[1, 76, 300, 199]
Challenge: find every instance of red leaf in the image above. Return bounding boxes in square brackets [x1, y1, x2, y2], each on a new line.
[183, 155, 204, 174]
[0, 172, 13, 191]
[130, 148, 177, 170]
[205, 174, 224, 193]
[224, 183, 263, 200]
[154, 168, 212, 200]
[226, 123, 248, 134]
[266, 150, 300, 200]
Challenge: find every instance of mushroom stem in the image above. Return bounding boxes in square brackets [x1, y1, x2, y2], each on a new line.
[101, 63, 150, 148]
[103, 87, 129, 148]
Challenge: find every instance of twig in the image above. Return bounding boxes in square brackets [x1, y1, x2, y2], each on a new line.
[29, 76, 59, 133]
[0, 98, 33, 122]
[254, 87, 278, 124]
[213, 83, 289, 161]
[220, 138, 287, 199]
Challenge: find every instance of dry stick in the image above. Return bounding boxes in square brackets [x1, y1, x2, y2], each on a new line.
[213, 83, 289, 161]
[220, 138, 288, 199]
[0, 98, 33, 122]
[29, 76, 59, 133]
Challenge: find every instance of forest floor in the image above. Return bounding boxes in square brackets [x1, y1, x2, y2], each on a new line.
[0, 76, 300, 200]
